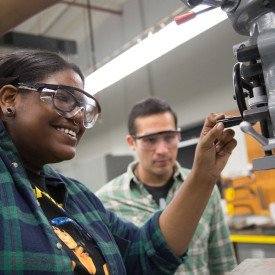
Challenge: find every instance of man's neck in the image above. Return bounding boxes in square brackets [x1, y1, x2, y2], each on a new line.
[135, 164, 173, 187]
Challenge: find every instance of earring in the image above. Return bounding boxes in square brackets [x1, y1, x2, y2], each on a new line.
[6, 107, 15, 117]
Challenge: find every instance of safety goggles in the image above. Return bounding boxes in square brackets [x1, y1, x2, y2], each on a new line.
[132, 129, 181, 150]
[16, 83, 101, 129]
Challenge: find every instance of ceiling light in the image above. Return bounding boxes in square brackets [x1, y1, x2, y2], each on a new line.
[85, 7, 227, 94]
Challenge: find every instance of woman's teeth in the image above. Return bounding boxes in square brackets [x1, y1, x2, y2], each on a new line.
[56, 127, 76, 137]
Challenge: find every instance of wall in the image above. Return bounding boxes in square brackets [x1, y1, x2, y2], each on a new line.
[54, 1, 247, 188]
[74, 18, 244, 161]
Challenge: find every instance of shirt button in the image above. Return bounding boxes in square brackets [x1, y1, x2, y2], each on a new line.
[56, 242, 62, 249]
[11, 162, 18, 168]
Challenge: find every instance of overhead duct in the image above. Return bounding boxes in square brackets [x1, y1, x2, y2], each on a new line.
[0, 31, 77, 55]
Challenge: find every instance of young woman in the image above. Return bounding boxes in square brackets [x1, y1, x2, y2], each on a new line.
[0, 49, 236, 274]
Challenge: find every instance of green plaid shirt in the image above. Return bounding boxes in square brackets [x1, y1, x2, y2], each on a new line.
[96, 161, 237, 275]
[0, 122, 184, 274]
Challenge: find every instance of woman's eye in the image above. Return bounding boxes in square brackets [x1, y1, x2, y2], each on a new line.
[55, 90, 74, 102]
[55, 93, 70, 102]
[55, 94, 69, 102]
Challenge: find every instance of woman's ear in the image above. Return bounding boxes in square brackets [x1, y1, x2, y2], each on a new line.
[0, 85, 19, 118]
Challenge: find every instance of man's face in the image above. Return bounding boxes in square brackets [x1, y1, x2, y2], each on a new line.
[128, 112, 180, 181]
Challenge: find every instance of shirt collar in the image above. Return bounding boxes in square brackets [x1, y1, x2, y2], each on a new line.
[173, 161, 186, 181]
[127, 160, 186, 187]
[127, 161, 141, 186]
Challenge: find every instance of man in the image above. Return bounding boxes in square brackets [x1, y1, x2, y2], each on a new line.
[96, 97, 236, 274]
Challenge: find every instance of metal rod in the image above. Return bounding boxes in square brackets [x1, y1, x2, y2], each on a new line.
[61, 0, 122, 15]
[87, 0, 96, 71]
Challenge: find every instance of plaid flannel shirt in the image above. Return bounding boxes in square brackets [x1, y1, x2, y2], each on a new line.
[96, 161, 237, 275]
[0, 121, 184, 274]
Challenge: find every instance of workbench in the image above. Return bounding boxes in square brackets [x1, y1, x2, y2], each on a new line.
[230, 228, 275, 263]
[229, 258, 275, 274]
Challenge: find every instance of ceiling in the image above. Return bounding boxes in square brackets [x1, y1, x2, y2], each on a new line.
[0, 1, 131, 66]
[10, 0, 134, 60]
[2, 0, 247, 166]
[7, 0, 188, 73]
[14, 0, 128, 43]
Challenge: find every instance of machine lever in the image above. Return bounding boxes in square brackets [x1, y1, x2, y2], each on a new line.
[217, 116, 243, 128]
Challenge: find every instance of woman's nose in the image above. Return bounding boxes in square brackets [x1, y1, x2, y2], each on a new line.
[71, 106, 84, 125]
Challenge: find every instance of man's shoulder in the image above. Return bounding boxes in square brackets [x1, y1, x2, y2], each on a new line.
[177, 166, 190, 176]
[211, 185, 222, 199]
[95, 172, 130, 196]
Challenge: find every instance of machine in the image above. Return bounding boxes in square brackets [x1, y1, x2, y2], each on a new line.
[179, 0, 275, 170]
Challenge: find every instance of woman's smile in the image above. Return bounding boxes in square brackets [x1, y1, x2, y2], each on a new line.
[56, 127, 77, 138]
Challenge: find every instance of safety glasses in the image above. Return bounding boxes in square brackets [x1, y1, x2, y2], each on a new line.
[16, 83, 101, 129]
[132, 129, 181, 150]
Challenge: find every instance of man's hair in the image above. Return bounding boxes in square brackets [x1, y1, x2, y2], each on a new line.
[128, 97, 178, 135]
[0, 49, 84, 88]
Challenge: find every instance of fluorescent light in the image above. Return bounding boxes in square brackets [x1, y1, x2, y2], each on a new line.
[85, 7, 227, 94]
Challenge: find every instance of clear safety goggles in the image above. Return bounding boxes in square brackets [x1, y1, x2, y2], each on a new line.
[132, 129, 181, 150]
[16, 83, 101, 128]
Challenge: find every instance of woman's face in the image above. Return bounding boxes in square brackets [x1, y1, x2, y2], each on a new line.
[5, 69, 86, 170]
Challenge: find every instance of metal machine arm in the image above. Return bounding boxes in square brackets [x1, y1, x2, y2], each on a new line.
[180, 0, 275, 170]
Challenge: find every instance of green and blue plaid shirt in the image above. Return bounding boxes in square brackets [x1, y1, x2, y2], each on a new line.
[96, 161, 237, 275]
[0, 121, 184, 274]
